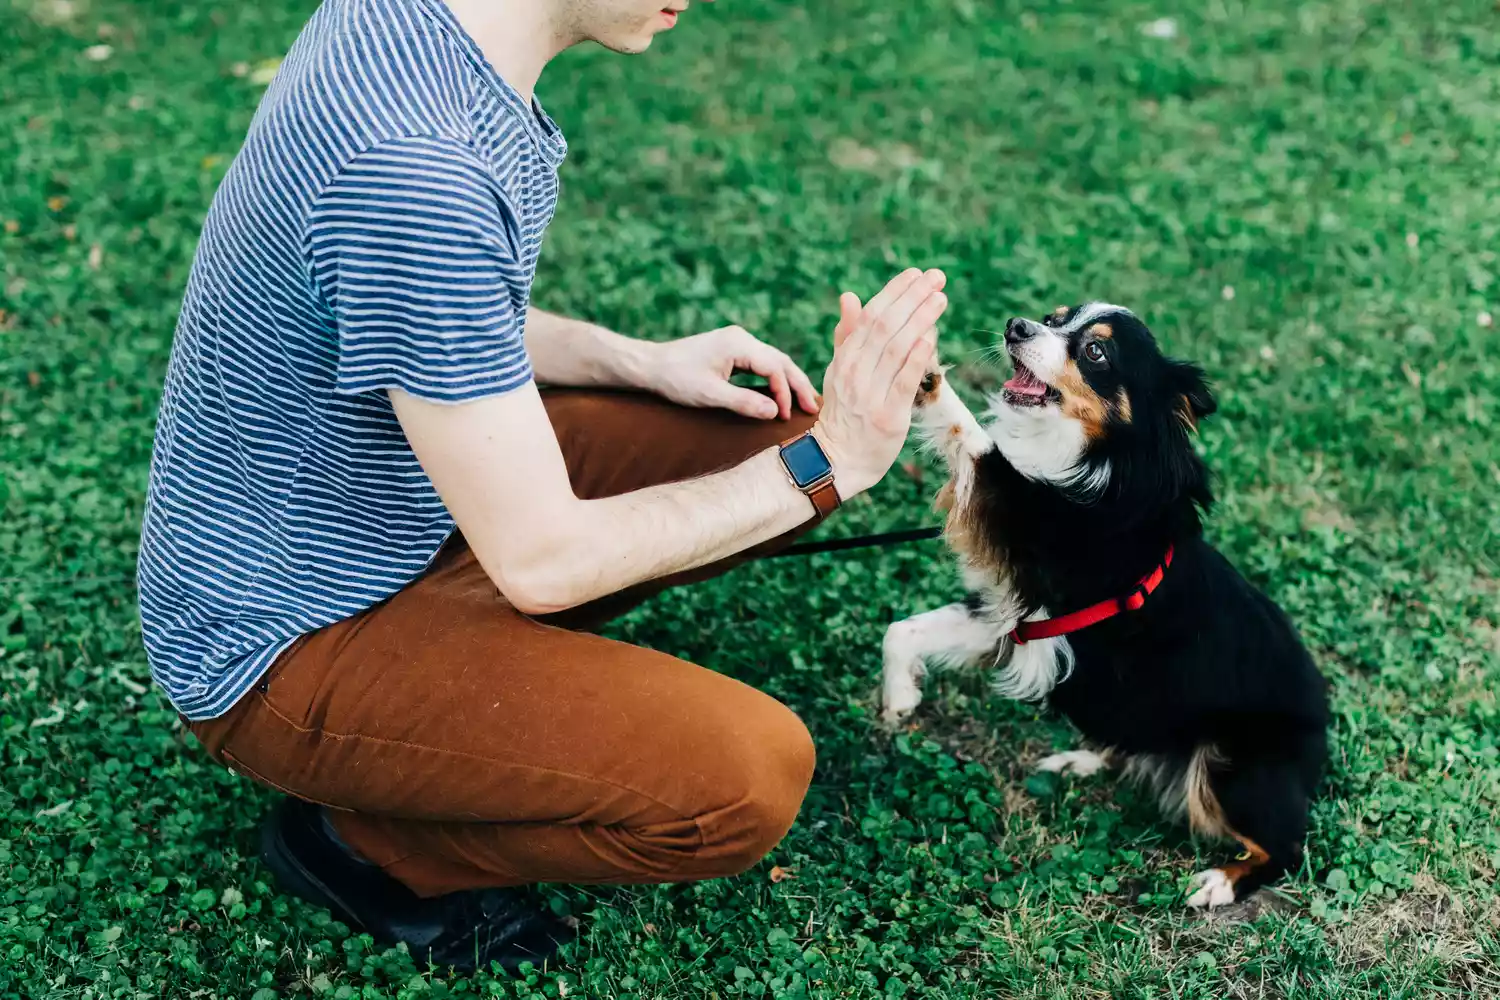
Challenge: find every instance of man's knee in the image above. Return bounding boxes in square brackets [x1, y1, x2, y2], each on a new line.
[621, 701, 810, 881]
[670, 701, 815, 879]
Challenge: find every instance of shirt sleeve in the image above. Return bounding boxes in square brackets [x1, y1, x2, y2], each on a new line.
[306, 136, 534, 402]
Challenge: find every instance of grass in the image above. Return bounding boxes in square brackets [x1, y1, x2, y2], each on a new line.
[3, 0, 1500, 996]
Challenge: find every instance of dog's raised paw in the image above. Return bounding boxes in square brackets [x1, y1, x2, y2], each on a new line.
[1033, 749, 1108, 777]
[914, 369, 943, 407]
[1185, 869, 1236, 910]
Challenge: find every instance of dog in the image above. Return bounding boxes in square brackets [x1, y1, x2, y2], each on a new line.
[881, 302, 1329, 908]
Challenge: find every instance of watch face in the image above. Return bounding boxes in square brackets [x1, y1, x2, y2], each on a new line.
[782, 434, 833, 489]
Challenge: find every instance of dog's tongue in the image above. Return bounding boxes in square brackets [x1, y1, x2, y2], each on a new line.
[1005, 364, 1048, 396]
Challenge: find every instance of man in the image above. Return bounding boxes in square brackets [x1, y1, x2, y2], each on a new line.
[138, 0, 947, 972]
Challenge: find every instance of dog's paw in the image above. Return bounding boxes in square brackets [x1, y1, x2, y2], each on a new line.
[879, 682, 923, 725]
[880, 705, 917, 726]
[880, 622, 928, 724]
[914, 368, 943, 408]
[1033, 749, 1109, 777]
[1184, 868, 1236, 910]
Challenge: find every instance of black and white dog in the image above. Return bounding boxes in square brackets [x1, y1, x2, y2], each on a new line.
[882, 303, 1329, 908]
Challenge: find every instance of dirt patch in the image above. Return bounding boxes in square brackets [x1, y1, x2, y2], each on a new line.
[1331, 881, 1498, 991]
[828, 138, 925, 172]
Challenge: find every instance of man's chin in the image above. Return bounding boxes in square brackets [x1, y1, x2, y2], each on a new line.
[592, 30, 657, 55]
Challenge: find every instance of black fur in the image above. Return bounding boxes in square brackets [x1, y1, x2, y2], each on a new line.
[971, 305, 1329, 903]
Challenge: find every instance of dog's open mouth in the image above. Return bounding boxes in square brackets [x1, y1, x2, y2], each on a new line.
[1003, 361, 1061, 407]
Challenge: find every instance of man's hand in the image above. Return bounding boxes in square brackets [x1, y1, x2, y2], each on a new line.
[645, 326, 821, 420]
[812, 268, 948, 497]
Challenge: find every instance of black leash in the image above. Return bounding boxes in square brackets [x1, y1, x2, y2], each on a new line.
[4, 526, 948, 589]
[768, 525, 944, 558]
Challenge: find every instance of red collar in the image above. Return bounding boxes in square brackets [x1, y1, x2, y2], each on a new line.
[1011, 545, 1175, 645]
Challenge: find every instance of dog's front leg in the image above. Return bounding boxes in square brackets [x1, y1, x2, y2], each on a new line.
[913, 369, 992, 469]
[881, 601, 1007, 723]
[881, 370, 1012, 723]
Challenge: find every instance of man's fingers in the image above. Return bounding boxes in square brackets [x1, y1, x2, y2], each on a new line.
[863, 268, 925, 319]
[767, 368, 792, 420]
[874, 269, 947, 349]
[785, 360, 821, 414]
[888, 329, 939, 407]
[717, 383, 779, 420]
[905, 288, 949, 341]
[736, 341, 797, 419]
[833, 291, 862, 350]
[855, 270, 946, 385]
[844, 271, 919, 355]
[870, 290, 948, 387]
[842, 269, 942, 357]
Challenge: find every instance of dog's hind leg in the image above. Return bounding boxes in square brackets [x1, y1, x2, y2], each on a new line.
[1183, 753, 1316, 909]
[881, 599, 1007, 724]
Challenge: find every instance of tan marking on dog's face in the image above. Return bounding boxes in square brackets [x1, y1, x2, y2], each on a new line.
[1052, 305, 1069, 320]
[1055, 359, 1110, 441]
[1115, 388, 1133, 424]
[1087, 322, 1114, 340]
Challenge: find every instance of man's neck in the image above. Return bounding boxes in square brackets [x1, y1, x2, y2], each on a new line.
[439, 0, 569, 102]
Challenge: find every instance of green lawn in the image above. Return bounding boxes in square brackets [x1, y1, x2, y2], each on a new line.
[4, 0, 1500, 996]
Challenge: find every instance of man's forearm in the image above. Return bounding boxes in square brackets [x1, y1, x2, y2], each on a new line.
[499, 445, 814, 614]
[524, 307, 656, 389]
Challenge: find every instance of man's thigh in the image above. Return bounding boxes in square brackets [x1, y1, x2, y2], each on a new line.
[535, 388, 822, 628]
[540, 388, 817, 500]
[190, 548, 813, 829]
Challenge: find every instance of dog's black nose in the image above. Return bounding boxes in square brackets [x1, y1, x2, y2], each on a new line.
[1004, 317, 1035, 345]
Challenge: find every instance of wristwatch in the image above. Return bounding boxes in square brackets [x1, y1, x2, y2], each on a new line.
[778, 430, 841, 519]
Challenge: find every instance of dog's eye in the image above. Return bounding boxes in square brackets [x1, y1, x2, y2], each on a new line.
[1084, 342, 1107, 363]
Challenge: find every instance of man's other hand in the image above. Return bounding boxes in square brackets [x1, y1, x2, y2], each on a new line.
[645, 326, 821, 421]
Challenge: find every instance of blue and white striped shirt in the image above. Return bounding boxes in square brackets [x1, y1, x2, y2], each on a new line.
[138, 0, 566, 720]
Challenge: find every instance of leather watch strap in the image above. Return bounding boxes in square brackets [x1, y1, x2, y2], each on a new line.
[808, 480, 840, 519]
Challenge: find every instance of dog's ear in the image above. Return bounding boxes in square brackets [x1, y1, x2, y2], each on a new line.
[1168, 360, 1216, 431]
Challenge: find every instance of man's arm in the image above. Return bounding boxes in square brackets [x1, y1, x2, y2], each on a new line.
[396, 269, 948, 615]
[392, 380, 810, 614]
[523, 307, 655, 390]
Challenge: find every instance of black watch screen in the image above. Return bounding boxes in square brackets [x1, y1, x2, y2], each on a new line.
[781, 433, 833, 489]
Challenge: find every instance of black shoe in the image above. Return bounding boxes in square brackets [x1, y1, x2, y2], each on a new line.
[258, 797, 574, 973]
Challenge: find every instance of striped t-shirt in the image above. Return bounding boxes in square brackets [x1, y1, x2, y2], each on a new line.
[137, 0, 566, 720]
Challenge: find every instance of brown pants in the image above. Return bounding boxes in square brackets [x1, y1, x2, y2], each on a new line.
[188, 389, 821, 897]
